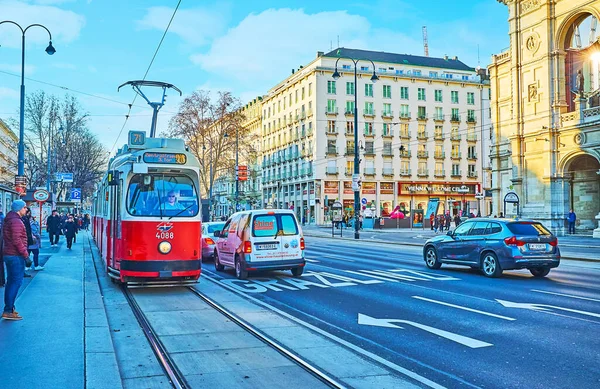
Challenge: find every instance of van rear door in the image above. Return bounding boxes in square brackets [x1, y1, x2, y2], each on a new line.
[251, 214, 281, 262]
[277, 213, 302, 261]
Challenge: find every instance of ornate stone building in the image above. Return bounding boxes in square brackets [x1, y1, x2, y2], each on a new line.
[490, 0, 600, 237]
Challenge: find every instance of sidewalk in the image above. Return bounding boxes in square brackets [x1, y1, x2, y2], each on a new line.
[302, 225, 600, 261]
[0, 231, 122, 389]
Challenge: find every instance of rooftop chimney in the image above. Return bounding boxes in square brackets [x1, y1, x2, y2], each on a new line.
[292, 69, 295, 74]
[444, 54, 448, 60]
[453, 56, 459, 60]
[317, 51, 324, 57]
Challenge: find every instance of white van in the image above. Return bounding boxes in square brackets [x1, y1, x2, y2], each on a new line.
[213, 209, 306, 279]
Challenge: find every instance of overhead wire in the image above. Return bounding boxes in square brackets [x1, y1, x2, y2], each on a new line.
[109, 0, 183, 155]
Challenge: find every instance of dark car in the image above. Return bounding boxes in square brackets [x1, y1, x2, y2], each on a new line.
[423, 218, 560, 278]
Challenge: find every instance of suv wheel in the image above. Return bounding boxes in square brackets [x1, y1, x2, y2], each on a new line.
[530, 267, 550, 278]
[291, 267, 304, 277]
[481, 252, 502, 278]
[424, 246, 441, 269]
[235, 257, 248, 280]
[214, 251, 224, 271]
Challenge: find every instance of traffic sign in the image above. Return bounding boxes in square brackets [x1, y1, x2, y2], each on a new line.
[55, 172, 74, 183]
[361, 198, 367, 205]
[70, 188, 82, 203]
[33, 189, 50, 203]
[237, 165, 248, 181]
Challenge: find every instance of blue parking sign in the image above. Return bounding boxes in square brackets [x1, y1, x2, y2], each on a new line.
[70, 188, 81, 202]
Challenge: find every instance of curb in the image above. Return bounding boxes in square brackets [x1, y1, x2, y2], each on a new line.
[303, 233, 599, 263]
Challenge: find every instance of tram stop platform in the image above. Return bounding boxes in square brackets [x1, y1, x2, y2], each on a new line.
[0, 231, 122, 389]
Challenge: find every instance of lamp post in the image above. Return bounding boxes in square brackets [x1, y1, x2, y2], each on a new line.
[0, 21, 55, 191]
[332, 56, 379, 239]
[202, 143, 215, 221]
[224, 127, 239, 212]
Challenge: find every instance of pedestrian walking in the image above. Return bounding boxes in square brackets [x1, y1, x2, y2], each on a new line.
[454, 214, 461, 227]
[439, 215, 445, 232]
[429, 213, 435, 231]
[0, 210, 5, 287]
[433, 215, 439, 233]
[499, 212, 504, 218]
[84, 214, 91, 231]
[2, 200, 29, 321]
[445, 212, 452, 231]
[64, 215, 78, 249]
[567, 209, 577, 234]
[46, 210, 61, 247]
[24, 209, 43, 271]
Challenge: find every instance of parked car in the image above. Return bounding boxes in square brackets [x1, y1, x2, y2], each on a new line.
[201, 222, 225, 261]
[423, 218, 560, 278]
[213, 209, 306, 279]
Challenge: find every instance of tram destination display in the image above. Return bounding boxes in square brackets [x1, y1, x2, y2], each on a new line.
[143, 152, 187, 165]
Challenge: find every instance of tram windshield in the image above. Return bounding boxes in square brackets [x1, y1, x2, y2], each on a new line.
[127, 173, 199, 217]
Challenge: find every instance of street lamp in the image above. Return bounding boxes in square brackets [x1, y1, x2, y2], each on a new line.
[202, 143, 215, 221]
[224, 127, 239, 212]
[332, 56, 378, 239]
[0, 21, 55, 191]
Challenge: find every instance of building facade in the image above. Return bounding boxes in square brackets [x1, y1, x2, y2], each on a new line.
[489, 0, 600, 237]
[260, 47, 491, 225]
[0, 118, 19, 214]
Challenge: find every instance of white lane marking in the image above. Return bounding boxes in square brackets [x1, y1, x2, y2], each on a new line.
[412, 296, 516, 321]
[202, 272, 445, 389]
[496, 299, 600, 319]
[531, 289, 600, 303]
[305, 258, 320, 263]
[358, 313, 493, 349]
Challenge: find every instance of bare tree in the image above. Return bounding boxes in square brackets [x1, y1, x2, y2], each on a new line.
[23, 91, 107, 200]
[167, 91, 256, 198]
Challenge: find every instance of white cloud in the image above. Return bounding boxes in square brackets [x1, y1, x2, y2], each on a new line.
[137, 5, 230, 46]
[0, 63, 36, 76]
[0, 0, 85, 48]
[190, 8, 422, 86]
[0, 86, 19, 100]
[52, 62, 76, 70]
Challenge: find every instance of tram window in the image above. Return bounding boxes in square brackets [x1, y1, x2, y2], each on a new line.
[126, 173, 199, 217]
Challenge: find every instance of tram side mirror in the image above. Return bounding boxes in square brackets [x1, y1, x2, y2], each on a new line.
[213, 231, 221, 238]
[107, 170, 119, 186]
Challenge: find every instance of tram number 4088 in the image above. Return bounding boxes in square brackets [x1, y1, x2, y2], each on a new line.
[156, 232, 174, 239]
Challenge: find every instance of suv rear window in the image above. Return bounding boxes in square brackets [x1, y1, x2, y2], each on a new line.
[252, 214, 299, 237]
[507, 222, 551, 236]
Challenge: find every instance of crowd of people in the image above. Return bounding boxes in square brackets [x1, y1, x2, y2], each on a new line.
[1, 202, 91, 321]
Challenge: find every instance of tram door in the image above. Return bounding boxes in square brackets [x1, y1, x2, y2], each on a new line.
[108, 179, 122, 269]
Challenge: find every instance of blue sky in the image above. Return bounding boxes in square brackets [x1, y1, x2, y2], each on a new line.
[0, 0, 509, 154]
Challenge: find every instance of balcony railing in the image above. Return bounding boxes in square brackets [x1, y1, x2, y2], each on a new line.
[451, 133, 461, 141]
[451, 170, 462, 177]
[467, 153, 478, 160]
[399, 169, 411, 177]
[382, 130, 394, 138]
[399, 150, 412, 158]
[345, 168, 354, 176]
[382, 148, 393, 157]
[434, 151, 446, 159]
[364, 148, 375, 156]
[364, 130, 375, 137]
[417, 131, 428, 140]
[399, 131, 411, 140]
[307, 127, 313, 137]
[344, 109, 355, 116]
[326, 147, 338, 156]
[345, 129, 355, 136]
[382, 110, 394, 119]
[450, 115, 461, 122]
[307, 108, 313, 117]
[467, 134, 477, 142]
[467, 116, 477, 123]
[434, 132, 445, 140]
[345, 147, 355, 156]
[382, 168, 394, 176]
[326, 167, 338, 175]
[417, 114, 428, 121]
[434, 115, 445, 121]
[300, 111, 306, 120]
[434, 170, 446, 178]
[417, 169, 429, 177]
[451, 152, 462, 160]
[363, 109, 376, 117]
[325, 107, 339, 115]
[326, 127, 338, 135]
[468, 171, 478, 178]
[399, 112, 411, 119]
[417, 150, 429, 158]
[364, 167, 376, 175]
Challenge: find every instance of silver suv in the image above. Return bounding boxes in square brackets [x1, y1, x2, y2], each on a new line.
[423, 218, 560, 278]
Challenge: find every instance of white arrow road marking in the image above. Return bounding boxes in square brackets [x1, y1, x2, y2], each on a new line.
[496, 299, 600, 319]
[531, 289, 600, 303]
[412, 296, 516, 321]
[358, 313, 493, 349]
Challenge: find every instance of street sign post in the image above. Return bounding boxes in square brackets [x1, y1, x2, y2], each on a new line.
[503, 191, 519, 217]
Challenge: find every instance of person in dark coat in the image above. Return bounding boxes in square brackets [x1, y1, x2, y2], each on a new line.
[63, 215, 78, 249]
[445, 212, 452, 231]
[2, 200, 29, 320]
[454, 214, 461, 227]
[46, 210, 61, 247]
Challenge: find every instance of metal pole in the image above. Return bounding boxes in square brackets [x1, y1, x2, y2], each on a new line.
[18, 32, 25, 177]
[46, 114, 52, 191]
[235, 127, 239, 211]
[149, 104, 159, 138]
[353, 63, 360, 239]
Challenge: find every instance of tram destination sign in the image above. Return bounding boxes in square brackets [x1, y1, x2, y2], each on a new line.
[143, 152, 187, 165]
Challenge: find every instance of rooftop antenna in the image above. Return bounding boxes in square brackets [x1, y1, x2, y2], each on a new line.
[337, 35, 340, 48]
[477, 44, 480, 66]
[422, 26, 429, 57]
[118, 80, 182, 138]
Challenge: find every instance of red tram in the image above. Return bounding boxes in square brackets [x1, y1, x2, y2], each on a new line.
[92, 131, 202, 285]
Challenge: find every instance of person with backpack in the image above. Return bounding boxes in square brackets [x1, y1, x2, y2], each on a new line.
[2, 200, 29, 321]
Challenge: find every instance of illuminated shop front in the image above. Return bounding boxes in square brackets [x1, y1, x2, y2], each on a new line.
[397, 182, 480, 218]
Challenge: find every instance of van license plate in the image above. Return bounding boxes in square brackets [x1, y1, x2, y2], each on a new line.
[529, 243, 546, 250]
[257, 243, 278, 250]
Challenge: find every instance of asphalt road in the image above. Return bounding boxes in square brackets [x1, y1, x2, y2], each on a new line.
[206, 236, 600, 389]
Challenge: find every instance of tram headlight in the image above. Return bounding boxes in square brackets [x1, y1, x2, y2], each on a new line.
[158, 241, 172, 255]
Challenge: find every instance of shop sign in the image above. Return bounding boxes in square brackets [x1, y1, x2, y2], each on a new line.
[398, 183, 476, 195]
[343, 181, 354, 195]
[380, 182, 394, 195]
[324, 181, 339, 194]
[362, 182, 376, 194]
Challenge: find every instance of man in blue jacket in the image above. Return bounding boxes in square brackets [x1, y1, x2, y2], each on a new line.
[567, 209, 577, 234]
